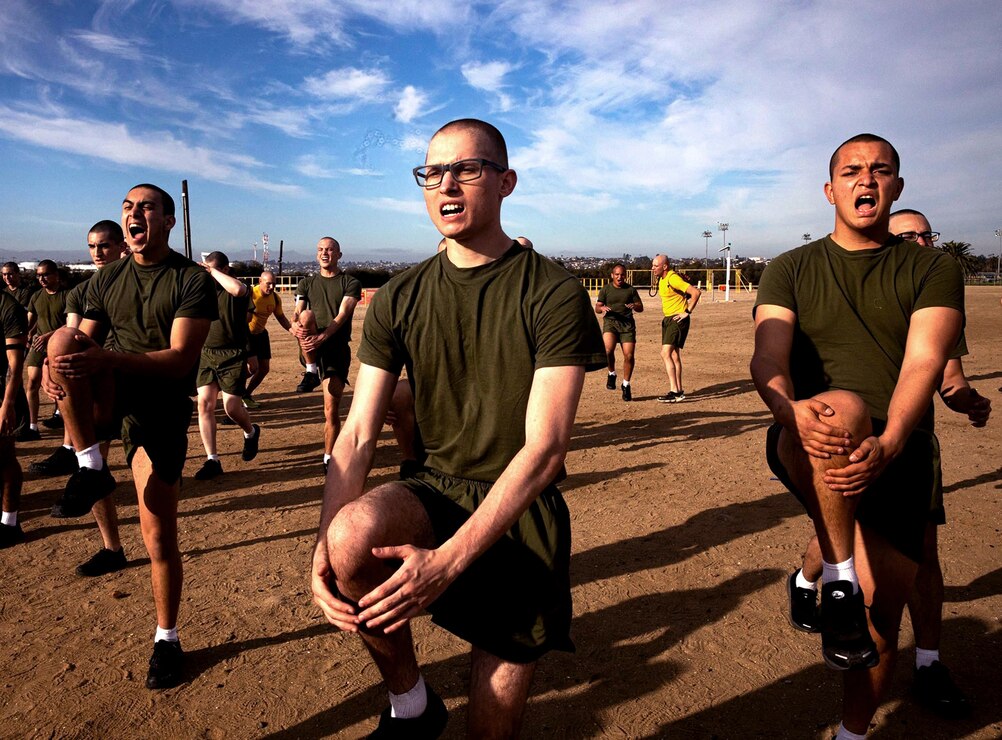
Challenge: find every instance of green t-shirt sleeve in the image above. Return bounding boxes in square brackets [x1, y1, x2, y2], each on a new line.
[66, 282, 86, 316]
[176, 269, 218, 321]
[358, 287, 405, 375]
[914, 253, 964, 314]
[534, 278, 607, 370]
[295, 278, 309, 303]
[27, 291, 38, 315]
[596, 286, 609, 304]
[629, 287, 641, 304]
[345, 275, 362, 300]
[754, 253, 797, 313]
[1, 298, 27, 339]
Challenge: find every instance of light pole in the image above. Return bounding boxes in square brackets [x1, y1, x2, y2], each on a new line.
[718, 223, 729, 263]
[995, 229, 1001, 283]
[802, 233, 811, 242]
[702, 230, 713, 268]
[719, 242, 732, 302]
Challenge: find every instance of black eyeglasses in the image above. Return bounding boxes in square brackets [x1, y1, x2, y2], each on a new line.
[36, 272, 56, 278]
[413, 158, 507, 189]
[896, 231, 940, 243]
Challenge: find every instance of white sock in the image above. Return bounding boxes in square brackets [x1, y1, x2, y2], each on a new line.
[306, 363, 319, 374]
[207, 454, 220, 461]
[29, 423, 38, 431]
[916, 647, 939, 669]
[76, 443, 103, 471]
[622, 380, 630, 387]
[155, 625, 179, 644]
[608, 371, 616, 376]
[323, 454, 332, 465]
[62, 444, 74, 452]
[822, 557, 859, 593]
[1, 510, 17, 526]
[54, 409, 61, 417]
[389, 674, 428, 719]
[243, 426, 256, 439]
[795, 568, 817, 590]
[835, 721, 867, 740]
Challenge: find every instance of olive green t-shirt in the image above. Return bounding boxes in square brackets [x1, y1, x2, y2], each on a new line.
[8, 285, 36, 310]
[66, 276, 90, 317]
[296, 272, 362, 344]
[0, 292, 27, 376]
[84, 250, 217, 396]
[755, 236, 964, 430]
[28, 288, 67, 334]
[205, 284, 251, 350]
[359, 243, 607, 482]
[596, 283, 641, 333]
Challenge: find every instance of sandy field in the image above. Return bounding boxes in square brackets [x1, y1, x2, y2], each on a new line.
[3, 285, 1000, 740]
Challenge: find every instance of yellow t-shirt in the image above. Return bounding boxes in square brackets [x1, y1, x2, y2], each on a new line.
[658, 270, 691, 317]
[248, 284, 285, 335]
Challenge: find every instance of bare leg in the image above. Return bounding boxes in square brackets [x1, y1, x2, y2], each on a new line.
[0, 439, 22, 514]
[842, 524, 918, 734]
[196, 383, 219, 457]
[602, 333, 617, 374]
[297, 310, 319, 366]
[222, 392, 253, 434]
[666, 346, 683, 392]
[245, 356, 269, 396]
[326, 484, 435, 693]
[621, 342, 636, 382]
[26, 365, 41, 426]
[468, 648, 536, 739]
[802, 534, 822, 582]
[908, 522, 943, 651]
[47, 327, 113, 453]
[133, 448, 182, 630]
[323, 376, 345, 455]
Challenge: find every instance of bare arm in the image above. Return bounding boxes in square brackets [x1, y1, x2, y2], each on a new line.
[1, 335, 25, 435]
[686, 286, 701, 312]
[204, 265, 248, 298]
[357, 364, 587, 632]
[318, 296, 358, 345]
[65, 312, 82, 330]
[939, 356, 990, 426]
[594, 300, 608, 316]
[750, 304, 851, 457]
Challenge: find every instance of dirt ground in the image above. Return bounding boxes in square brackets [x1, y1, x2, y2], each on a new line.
[3, 285, 1000, 740]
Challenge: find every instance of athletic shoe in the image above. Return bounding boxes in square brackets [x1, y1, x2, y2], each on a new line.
[15, 427, 41, 442]
[657, 391, 677, 403]
[913, 661, 971, 719]
[297, 371, 321, 393]
[241, 424, 261, 462]
[606, 373, 617, 390]
[41, 412, 63, 430]
[51, 464, 116, 518]
[820, 580, 878, 670]
[0, 522, 25, 549]
[323, 459, 329, 475]
[76, 547, 127, 577]
[672, 389, 686, 403]
[368, 685, 448, 739]
[194, 459, 223, 480]
[242, 394, 261, 409]
[787, 569, 821, 633]
[146, 640, 184, 690]
[622, 384, 632, 402]
[29, 446, 79, 476]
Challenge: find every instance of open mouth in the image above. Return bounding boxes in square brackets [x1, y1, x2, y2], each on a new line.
[441, 203, 464, 218]
[854, 195, 876, 215]
[128, 224, 147, 239]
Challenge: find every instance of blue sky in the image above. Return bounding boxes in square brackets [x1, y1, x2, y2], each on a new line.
[1, 1, 1000, 263]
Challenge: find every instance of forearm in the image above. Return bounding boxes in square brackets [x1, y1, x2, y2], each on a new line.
[317, 421, 379, 544]
[750, 354, 796, 427]
[100, 347, 200, 378]
[687, 289, 701, 311]
[277, 314, 293, 332]
[209, 268, 247, 297]
[939, 357, 969, 396]
[881, 355, 947, 454]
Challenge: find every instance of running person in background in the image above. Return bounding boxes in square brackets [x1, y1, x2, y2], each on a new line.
[193, 251, 261, 481]
[596, 263, 643, 401]
[44, 183, 216, 690]
[787, 207, 989, 719]
[0, 289, 28, 548]
[752, 134, 964, 739]
[22, 260, 67, 441]
[312, 118, 605, 737]
[651, 254, 700, 403]
[33, 221, 130, 577]
[242, 270, 294, 409]
[292, 238, 361, 472]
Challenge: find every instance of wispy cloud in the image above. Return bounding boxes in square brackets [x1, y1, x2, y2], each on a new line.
[394, 86, 427, 123]
[353, 196, 425, 215]
[303, 67, 391, 101]
[461, 60, 515, 111]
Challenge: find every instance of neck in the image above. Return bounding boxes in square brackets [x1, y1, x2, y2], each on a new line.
[830, 223, 890, 251]
[133, 242, 171, 266]
[319, 265, 340, 277]
[444, 231, 513, 268]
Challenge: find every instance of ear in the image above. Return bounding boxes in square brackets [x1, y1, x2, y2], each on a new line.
[892, 176, 904, 202]
[823, 181, 835, 205]
[499, 168, 517, 198]
[164, 214, 177, 231]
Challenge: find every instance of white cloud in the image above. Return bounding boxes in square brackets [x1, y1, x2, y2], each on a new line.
[394, 86, 427, 123]
[352, 197, 425, 215]
[461, 60, 516, 111]
[70, 30, 144, 60]
[303, 67, 390, 101]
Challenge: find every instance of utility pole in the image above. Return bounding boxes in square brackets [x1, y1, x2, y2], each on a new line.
[702, 230, 713, 268]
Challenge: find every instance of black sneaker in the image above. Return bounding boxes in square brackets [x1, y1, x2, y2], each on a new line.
[51, 464, 116, 518]
[29, 446, 79, 476]
[787, 569, 820, 633]
[672, 389, 686, 403]
[194, 459, 224, 480]
[146, 640, 184, 690]
[914, 661, 971, 719]
[297, 371, 321, 393]
[606, 373, 617, 390]
[241, 424, 261, 462]
[820, 580, 878, 670]
[369, 685, 448, 739]
[657, 391, 677, 403]
[15, 426, 41, 442]
[76, 547, 127, 577]
[0, 522, 25, 549]
[622, 384, 632, 402]
[41, 412, 64, 429]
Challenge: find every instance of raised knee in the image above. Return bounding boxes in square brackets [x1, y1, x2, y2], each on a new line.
[47, 326, 90, 358]
[814, 390, 871, 436]
[326, 503, 383, 581]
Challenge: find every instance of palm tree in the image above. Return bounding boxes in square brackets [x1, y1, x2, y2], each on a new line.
[938, 241, 978, 278]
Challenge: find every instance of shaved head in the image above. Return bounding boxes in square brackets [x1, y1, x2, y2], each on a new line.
[430, 118, 508, 168]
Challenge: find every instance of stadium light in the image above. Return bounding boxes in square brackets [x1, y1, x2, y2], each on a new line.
[995, 229, 1001, 283]
[702, 231, 713, 268]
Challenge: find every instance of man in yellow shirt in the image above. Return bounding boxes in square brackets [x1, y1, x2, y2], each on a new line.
[652, 254, 700, 402]
[243, 270, 294, 408]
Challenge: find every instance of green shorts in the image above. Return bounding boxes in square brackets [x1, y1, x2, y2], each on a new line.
[197, 348, 247, 396]
[25, 348, 44, 368]
[247, 330, 271, 361]
[101, 386, 193, 485]
[766, 419, 941, 562]
[661, 315, 690, 348]
[299, 335, 351, 385]
[603, 322, 637, 344]
[398, 467, 574, 664]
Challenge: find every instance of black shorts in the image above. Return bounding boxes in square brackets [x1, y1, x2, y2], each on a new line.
[397, 466, 574, 664]
[247, 330, 271, 361]
[25, 348, 45, 369]
[300, 335, 351, 385]
[661, 315, 690, 348]
[766, 419, 940, 563]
